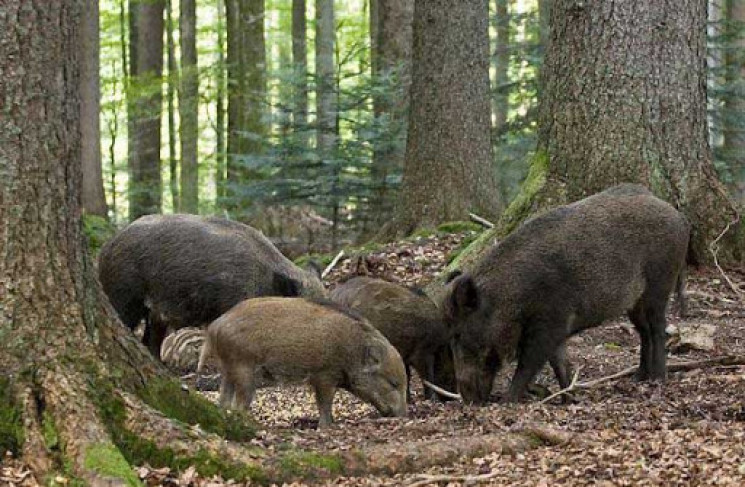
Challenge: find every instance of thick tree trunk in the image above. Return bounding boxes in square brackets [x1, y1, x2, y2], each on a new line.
[369, 0, 414, 229]
[315, 0, 336, 158]
[129, 0, 165, 220]
[180, 0, 200, 213]
[226, 0, 266, 214]
[80, 0, 107, 218]
[166, 0, 180, 212]
[292, 0, 308, 144]
[496, 0, 741, 263]
[389, 0, 500, 237]
[723, 0, 745, 205]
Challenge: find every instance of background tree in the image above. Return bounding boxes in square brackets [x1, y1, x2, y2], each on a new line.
[166, 0, 180, 211]
[368, 0, 414, 228]
[180, 0, 199, 213]
[722, 0, 745, 204]
[389, 0, 500, 237]
[494, 0, 741, 263]
[81, 0, 108, 218]
[129, 0, 165, 220]
[292, 0, 309, 145]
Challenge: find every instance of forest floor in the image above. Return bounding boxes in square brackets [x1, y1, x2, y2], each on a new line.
[2, 230, 744, 486]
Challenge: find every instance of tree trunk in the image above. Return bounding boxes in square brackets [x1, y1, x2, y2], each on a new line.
[216, 0, 227, 203]
[292, 0, 308, 144]
[180, 0, 199, 213]
[494, 0, 741, 263]
[129, 0, 165, 220]
[389, 0, 499, 237]
[80, 0, 107, 218]
[723, 0, 745, 205]
[315, 0, 336, 158]
[369, 0, 414, 229]
[493, 0, 509, 135]
[226, 0, 266, 215]
[166, 0, 180, 212]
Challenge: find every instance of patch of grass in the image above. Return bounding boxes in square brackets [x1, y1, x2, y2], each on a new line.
[295, 253, 335, 269]
[0, 377, 23, 456]
[277, 450, 344, 480]
[42, 410, 60, 451]
[603, 342, 622, 351]
[139, 378, 256, 442]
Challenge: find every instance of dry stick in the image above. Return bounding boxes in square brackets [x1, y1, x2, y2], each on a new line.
[321, 250, 345, 279]
[709, 215, 743, 298]
[407, 470, 501, 487]
[468, 212, 495, 229]
[538, 366, 582, 404]
[422, 379, 462, 400]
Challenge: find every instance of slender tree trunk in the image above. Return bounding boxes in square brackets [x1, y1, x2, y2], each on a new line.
[292, 0, 308, 144]
[226, 0, 266, 214]
[368, 0, 414, 230]
[277, 5, 293, 137]
[80, 0, 107, 218]
[496, 0, 741, 262]
[166, 0, 180, 212]
[388, 0, 499, 237]
[216, 0, 227, 203]
[180, 0, 199, 213]
[493, 0, 509, 135]
[129, 0, 165, 220]
[723, 0, 745, 205]
[316, 0, 336, 158]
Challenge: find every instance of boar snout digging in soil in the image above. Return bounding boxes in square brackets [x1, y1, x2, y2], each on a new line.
[97, 214, 325, 358]
[330, 276, 456, 400]
[199, 297, 408, 428]
[443, 184, 690, 404]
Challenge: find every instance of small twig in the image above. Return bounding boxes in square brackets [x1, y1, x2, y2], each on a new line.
[422, 379, 461, 400]
[321, 250, 345, 278]
[407, 470, 500, 487]
[709, 215, 743, 298]
[469, 212, 495, 229]
[539, 366, 582, 404]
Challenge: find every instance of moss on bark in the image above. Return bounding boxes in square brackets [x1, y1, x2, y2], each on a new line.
[0, 378, 23, 456]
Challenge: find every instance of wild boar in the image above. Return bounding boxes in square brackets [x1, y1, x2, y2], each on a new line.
[330, 277, 455, 400]
[98, 214, 325, 357]
[198, 297, 408, 427]
[443, 184, 690, 404]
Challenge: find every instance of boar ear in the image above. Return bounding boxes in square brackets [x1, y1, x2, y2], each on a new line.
[272, 272, 301, 296]
[362, 344, 384, 370]
[449, 275, 480, 317]
[445, 269, 463, 284]
[304, 259, 322, 279]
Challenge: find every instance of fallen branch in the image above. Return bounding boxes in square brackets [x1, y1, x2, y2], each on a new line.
[422, 379, 461, 400]
[469, 212, 495, 229]
[539, 366, 582, 404]
[407, 470, 500, 487]
[709, 215, 743, 298]
[322, 250, 345, 279]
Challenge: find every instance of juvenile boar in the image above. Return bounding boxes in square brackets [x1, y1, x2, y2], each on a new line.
[330, 277, 456, 400]
[98, 214, 325, 357]
[443, 184, 690, 404]
[199, 297, 408, 427]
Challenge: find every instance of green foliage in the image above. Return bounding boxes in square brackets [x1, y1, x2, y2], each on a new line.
[277, 450, 344, 479]
[84, 443, 142, 487]
[0, 377, 23, 456]
[138, 378, 256, 442]
[82, 214, 117, 256]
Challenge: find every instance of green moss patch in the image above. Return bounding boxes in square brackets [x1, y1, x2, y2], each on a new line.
[436, 221, 483, 234]
[276, 450, 344, 481]
[0, 377, 23, 456]
[139, 379, 256, 442]
[84, 443, 142, 487]
[82, 214, 116, 257]
[497, 149, 550, 237]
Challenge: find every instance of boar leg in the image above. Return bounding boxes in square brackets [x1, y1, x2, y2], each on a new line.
[219, 374, 236, 409]
[548, 343, 575, 403]
[311, 379, 337, 428]
[143, 315, 168, 359]
[628, 302, 652, 381]
[507, 326, 561, 402]
[645, 300, 668, 382]
[232, 365, 257, 410]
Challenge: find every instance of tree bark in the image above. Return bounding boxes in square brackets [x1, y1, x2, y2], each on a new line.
[292, 0, 308, 144]
[369, 0, 414, 229]
[492, 0, 509, 136]
[216, 0, 227, 203]
[129, 0, 165, 220]
[80, 0, 107, 218]
[226, 0, 266, 214]
[180, 0, 200, 213]
[723, 0, 745, 205]
[388, 0, 500, 237]
[166, 0, 180, 212]
[315, 0, 336, 158]
[495, 0, 741, 263]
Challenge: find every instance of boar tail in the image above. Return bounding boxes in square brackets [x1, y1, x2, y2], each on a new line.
[675, 267, 688, 319]
[197, 335, 211, 374]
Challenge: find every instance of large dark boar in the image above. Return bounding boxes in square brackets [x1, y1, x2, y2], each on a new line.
[98, 214, 325, 357]
[330, 277, 455, 400]
[443, 184, 690, 404]
[199, 297, 408, 427]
